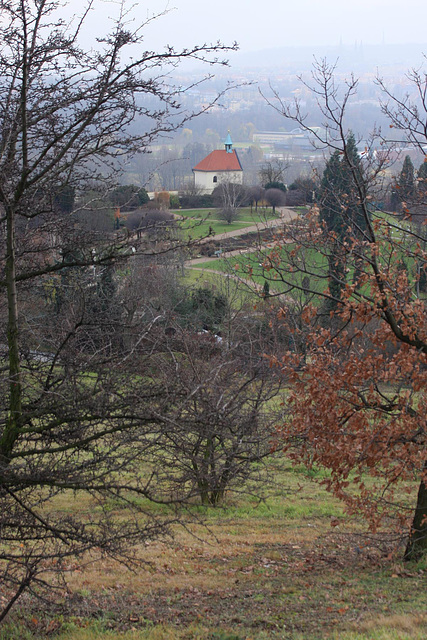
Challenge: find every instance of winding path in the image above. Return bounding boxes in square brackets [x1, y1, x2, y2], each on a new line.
[186, 206, 299, 266]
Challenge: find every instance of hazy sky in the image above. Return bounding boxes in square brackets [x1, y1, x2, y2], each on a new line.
[74, 0, 427, 54]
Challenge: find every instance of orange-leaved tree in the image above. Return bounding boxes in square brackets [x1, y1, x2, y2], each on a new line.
[259, 59, 427, 560]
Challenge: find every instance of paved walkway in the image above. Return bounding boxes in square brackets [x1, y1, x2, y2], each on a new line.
[186, 207, 299, 266]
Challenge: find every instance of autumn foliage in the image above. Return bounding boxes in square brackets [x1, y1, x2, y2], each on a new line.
[268, 208, 427, 560]
[259, 59, 427, 560]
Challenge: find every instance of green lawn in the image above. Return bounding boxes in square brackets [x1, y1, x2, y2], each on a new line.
[180, 267, 226, 288]
[173, 206, 278, 222]
[187, 211, 422, 300]
[173, 207, 280, 240]
[180, 218, 251, 239]
[190, 245, 329, 297]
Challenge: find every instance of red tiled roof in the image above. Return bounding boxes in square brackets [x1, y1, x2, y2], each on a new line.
[193, 150, 242, 172]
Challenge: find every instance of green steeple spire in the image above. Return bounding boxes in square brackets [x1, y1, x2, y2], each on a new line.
[224, 131, 233, 153]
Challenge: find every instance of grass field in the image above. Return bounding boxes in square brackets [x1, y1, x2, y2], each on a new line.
[188, 246, 329, 297]
[2, 209, 426, 640]
[186, 210, 416, 296]
[173, 207, 279, 240]
[2, 462, 426, 640]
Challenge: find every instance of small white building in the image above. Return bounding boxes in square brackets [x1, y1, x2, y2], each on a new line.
[193, 133, 243, 195]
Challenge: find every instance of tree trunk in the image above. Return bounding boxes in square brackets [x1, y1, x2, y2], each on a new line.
[0, 205, 22, 462]
[404, 461, 427, 562]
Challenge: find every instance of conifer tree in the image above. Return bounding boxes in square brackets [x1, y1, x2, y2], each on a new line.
[319, 133, 366, 307]
[398, 155, 416, 202]
[417, 160, 427, 202]
[417, 160, 427, 182]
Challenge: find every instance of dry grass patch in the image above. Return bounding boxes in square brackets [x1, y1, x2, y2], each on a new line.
[2, 466, 426, 640]
[66, 518, 323, 595]
[335, 613, 427, 639]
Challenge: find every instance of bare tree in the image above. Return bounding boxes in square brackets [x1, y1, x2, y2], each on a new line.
[247, 185, 265, 212]
[259, 158, 289, 187]
[151, 333, 283, 506]
[265, 187, 287, 215]
[124, 208, 175, 241]
[213, 181, 248, 224]
[0, 0, 236, 620]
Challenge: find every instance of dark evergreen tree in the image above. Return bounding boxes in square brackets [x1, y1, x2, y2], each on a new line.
[414, 161, 427, 291]
[190, 288, 228, 331]
[288, 176, 317, 203]
[109, 185, 150, 211]
[54, 185, 75, 214]
[264, 180, 287, 193]
[417, 160, 427, 182]
[390, 185, 401, 211]
[398, 155, 416, 202]
[342, 132, 367, 236]
[262, 280, 270, 298]
[319, 133, 367, 308]
[417, 160, 427, 202]
[319, 150, 345, 236]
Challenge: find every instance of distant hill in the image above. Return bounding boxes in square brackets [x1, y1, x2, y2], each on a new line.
[232, 43, 427, 74]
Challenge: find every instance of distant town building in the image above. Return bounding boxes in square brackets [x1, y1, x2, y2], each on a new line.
[193, 132, 243, 194]
[253, 128, 323, 151]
